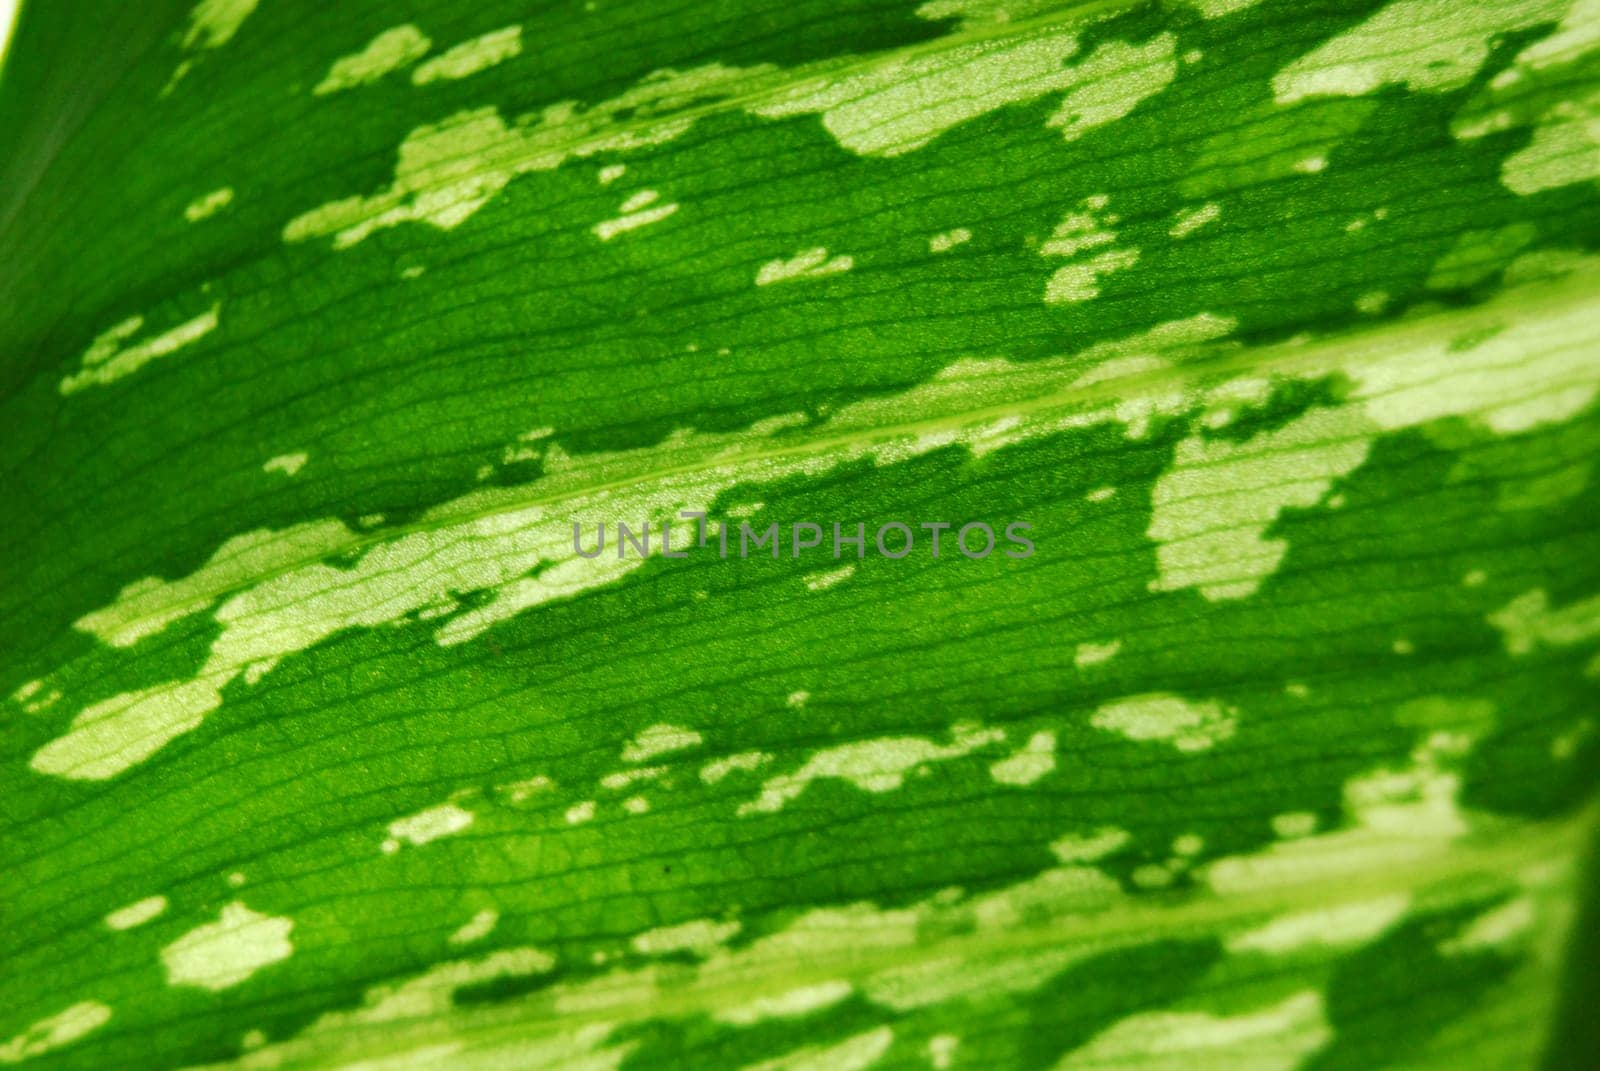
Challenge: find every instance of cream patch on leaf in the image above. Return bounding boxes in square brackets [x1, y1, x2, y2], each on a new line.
[184, 187, 233, 222]
[263, 452, 308, 476]
[739, 723, 1003, 815]
[162, 902, 294, 990]
[412, 26, 522, 85]
[623, 723, 703, 762]
[1273, 0, 1569, 102]
[631, 918, 741, 957]
[106, 894, 169, 931]
[448, 909, 499, 946]
[315, 25, 431, 94]
[60, 305, 220, 395]
[0, 1002, 112, 1063]
[1051, 991, 1330, 1071]
[384, 802, 475, 849]
[989, 731, 1056, 785]
[1091, 693, 1236, 752]
[756, 248, 854, 286]
[1147, 407, 1371, 600]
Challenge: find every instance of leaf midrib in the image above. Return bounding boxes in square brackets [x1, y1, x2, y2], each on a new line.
[61, 264, 1600, 663]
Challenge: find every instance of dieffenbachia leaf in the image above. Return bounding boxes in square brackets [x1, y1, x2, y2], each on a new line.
[2, 0, 1597, 1068]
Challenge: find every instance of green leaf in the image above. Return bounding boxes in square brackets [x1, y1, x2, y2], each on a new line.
[2, 0, 1597, 1069]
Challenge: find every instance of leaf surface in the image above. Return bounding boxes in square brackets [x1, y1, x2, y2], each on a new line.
[1, 1, 1598, 1069]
